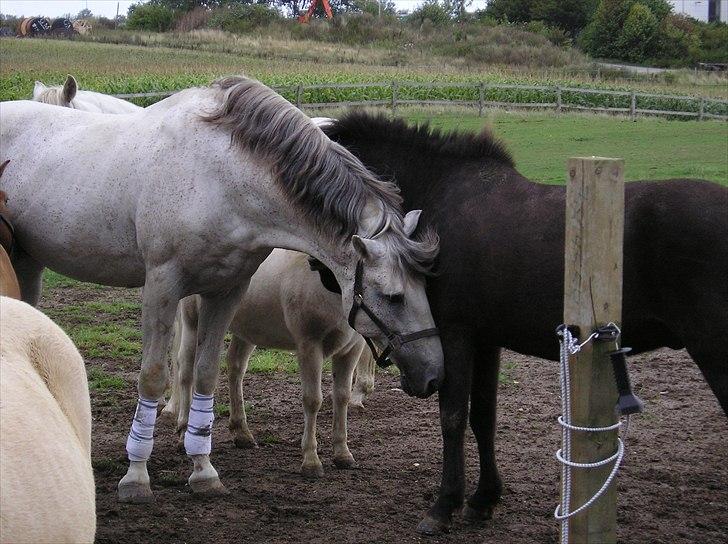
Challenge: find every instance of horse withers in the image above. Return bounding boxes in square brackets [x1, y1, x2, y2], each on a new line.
[323, 112, 728, 534]
[1, 77, 443, 503]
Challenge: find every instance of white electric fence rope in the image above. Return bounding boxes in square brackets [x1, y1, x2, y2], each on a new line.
[554, 325, 630, 544]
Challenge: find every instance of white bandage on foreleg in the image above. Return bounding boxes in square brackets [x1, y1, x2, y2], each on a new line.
[126, 397, 158, 462]
[184, 392, 215, 456]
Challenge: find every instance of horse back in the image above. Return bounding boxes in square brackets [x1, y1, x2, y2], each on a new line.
[623, 179, 728, 347]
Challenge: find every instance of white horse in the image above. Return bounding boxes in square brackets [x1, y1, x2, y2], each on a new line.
[0, 297, 95, 544]
[33, 75, 142, 113]
[163, 249, 376, 477]
[1, 76, 443, 503]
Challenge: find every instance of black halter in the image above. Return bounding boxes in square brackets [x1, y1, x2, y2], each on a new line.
[347, 260, 439, 369]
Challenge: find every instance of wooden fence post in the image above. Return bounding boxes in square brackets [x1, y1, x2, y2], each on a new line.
[563, 157, 624, 544]
[479, 82, 485, 117]
[556, 86, 562, 113]
[630, 92, 636, 121]
[391, 81, 398, 116]
[699, 97, 705, 121]
[296, 83, 303, 110]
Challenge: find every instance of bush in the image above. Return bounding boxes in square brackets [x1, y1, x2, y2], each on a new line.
[617, 3, 658, 62]
[408, 0, 452, 27]
[175, 7, 211, 31]
[208, 4, 280, 34]
[126, 3, 175, 32]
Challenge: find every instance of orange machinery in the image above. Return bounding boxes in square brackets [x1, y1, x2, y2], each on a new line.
[298, 0, 333, 22]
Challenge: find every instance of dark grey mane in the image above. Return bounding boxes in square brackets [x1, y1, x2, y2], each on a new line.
[203, 76, 438, 272]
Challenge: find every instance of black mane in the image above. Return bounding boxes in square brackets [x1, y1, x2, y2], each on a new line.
[324, 111, 514, 167]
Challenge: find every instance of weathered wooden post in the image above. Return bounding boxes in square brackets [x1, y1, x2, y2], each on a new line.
[629, 92, 636, 121]
[391, 80, 398, 116]
[556, 86, 562, 113]
[296, 83, 303, 110]
[699, 97, 705, 121]
[562, 157, 624, 543]
[479, 82, 485, 117]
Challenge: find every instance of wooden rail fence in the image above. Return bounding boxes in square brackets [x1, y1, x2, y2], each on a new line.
[114, 82, 728, 121]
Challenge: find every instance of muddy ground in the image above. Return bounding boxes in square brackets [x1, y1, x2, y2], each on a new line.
[40, 288, 727, 544]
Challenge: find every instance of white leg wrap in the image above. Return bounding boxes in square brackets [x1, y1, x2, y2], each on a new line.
[126, 397, 158, 462]
[184, 392, 214, 456]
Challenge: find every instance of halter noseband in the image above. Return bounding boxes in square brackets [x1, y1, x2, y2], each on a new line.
[347, 260, 439, 369]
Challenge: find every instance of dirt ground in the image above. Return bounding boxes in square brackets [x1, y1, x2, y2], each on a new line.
[40, 290, 727, 544]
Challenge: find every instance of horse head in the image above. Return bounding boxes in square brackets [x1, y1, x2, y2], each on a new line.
[33, 75, 78, 107]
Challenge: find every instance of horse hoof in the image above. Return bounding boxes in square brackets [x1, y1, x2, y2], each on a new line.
[463, 503, 494, 522]
[333, 455, 357, 469]
[189, 477, 229, 496]
[416, 515, 450, 536]
[118, 482, 154, 504]
[348, 402, 365, 414]
[233, 435, 258, 449]
[301, 463, 324, 479]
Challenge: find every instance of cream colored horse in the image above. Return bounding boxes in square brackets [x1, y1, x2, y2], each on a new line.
[0, 297, 95, 544]
[164, 249, 376, 477]
[33, 75, 141, 113]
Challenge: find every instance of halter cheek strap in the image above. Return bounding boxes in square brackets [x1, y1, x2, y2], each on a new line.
[347, 260, 439, 369]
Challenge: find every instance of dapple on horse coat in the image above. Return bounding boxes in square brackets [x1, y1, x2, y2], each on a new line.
[0, 77, 443, 503]
[322, 112, 728, 534]
[0, 297, 95, 544]
[164, 249, 375, 477]
[33, 75, 142, 113]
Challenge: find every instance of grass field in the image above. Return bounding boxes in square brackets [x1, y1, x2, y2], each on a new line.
[2, 36, 728, 102]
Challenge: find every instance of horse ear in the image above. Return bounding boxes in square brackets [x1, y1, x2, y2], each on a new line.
[353, 235, 384, 261]
[0, 160, 9, 178]
[33, 81, 46, 98]
[62, 75, 77, 103]
[402, 210, 422, 238]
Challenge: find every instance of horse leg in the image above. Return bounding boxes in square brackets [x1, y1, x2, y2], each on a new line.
[169, 299, 199, 448]
[299, 344, 325, 478]
[160, 307, 183, 425]
[417, 328, 475, 535]
[687, 335, 728, 416]
[184, 288, 246, 495]
[463, 346, 503, 522]
[331, 342, 361, 469]
[227, 335, 257, 448]
[350, 342, 375, 410]
[118, 272, 180, 503]
[10, 246, 44, 305]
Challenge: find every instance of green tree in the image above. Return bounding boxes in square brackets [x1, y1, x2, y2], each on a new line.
[76, 8, 93, 19]
[484, 0, 532, 24]
[579, 0, 635, 58]
[617, 2, 658, 61]
[127, 2, 176, 30]
[408, 0, 452, 26]
[530, 0, 598, 36]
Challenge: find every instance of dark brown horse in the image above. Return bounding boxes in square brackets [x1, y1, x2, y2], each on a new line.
[323, 113, 728, 535]
[0, 159, 21, 299]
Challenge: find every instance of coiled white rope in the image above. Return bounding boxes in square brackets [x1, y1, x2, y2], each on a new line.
[554, 325, 629, 544]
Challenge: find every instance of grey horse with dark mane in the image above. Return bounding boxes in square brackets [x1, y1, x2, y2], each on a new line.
[322, 112, 727, 534]
[0, 78, 444, 503]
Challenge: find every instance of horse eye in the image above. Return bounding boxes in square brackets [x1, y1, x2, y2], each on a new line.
[386, 294, 404, 304]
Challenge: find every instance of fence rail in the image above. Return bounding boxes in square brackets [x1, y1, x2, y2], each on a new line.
[113, 82, 728, 121]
